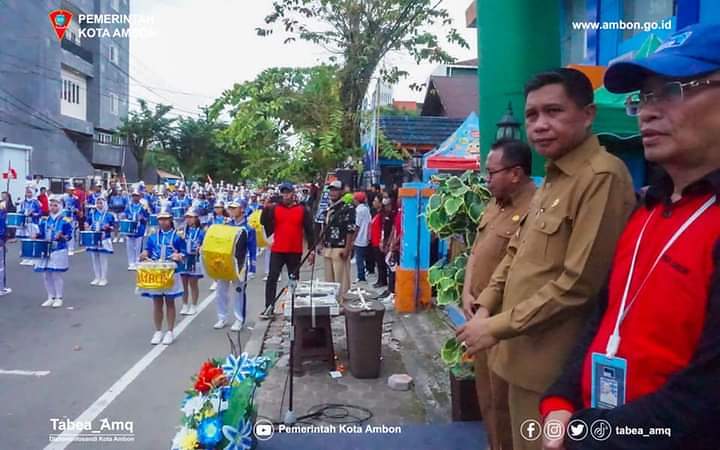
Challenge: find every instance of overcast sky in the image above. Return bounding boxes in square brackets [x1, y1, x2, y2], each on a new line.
[128, 0, 477, 118]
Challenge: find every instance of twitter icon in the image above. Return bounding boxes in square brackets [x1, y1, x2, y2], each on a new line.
[568, 419, 588, 441]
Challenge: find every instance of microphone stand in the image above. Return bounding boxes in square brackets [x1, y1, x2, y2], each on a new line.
[284, 201, 335, 426]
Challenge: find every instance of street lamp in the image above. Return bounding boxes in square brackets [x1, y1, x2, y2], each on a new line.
[496, 101, 521, 140]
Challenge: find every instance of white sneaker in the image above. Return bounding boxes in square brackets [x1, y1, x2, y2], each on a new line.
[68, 250, 75, 256]
[162, 331, 174, 345]
[262, 275, 268, 282]
[230, 319, 244, 332]
[188, 304, 196, 315]
[128, 265, 137, 271]
[0, 288, 12, 296]
[20, 259, 32, 266]
[248, 273, 256, 280]
[119, 238, 125, 243]
[213, 319, 226, 329]
[112, 238, 118, 243]
[90, 279, 99, 286]
[150, 331, 163, 345]
[180, 304, 189, 315]
[52, 298, 63, 308]
[41, 297, 54, 307]
[98, 279, 108, 287]
[210, 281, 217, 291]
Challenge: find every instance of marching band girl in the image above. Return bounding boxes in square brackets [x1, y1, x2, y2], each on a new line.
[212, 200, 253, 331]
[179, 209, 204, 316]
[108, 185, 128, 243]
[123, 190, 148, 271]
[63, 184, 80, 256]
[35, 196, 73, 309]
[84, 196, 115, 286]
[17, 187, 41, 265]
[138, 210, 186, 345]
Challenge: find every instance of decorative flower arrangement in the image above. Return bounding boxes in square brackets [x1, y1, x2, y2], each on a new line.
[171, 344, 272, 450]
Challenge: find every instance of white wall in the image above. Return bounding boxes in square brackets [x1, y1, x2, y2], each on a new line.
[60, 69, 87, 121]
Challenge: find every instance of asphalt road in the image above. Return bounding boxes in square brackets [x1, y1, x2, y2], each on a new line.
[0, 240, 271, 450]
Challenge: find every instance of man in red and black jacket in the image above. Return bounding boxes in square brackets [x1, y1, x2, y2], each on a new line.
[540, 24, 720, 450]
[259, 181, 315, 319]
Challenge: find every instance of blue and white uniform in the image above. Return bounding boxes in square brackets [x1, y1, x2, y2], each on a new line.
[16, 197, 41, 239]
[85, 205, 115, 285]
[171, 195, 192, 228]
[86, 207, 115, 254]
[214, 220, 249, 326]
[33, 214, 72, 273]
[138, 229, 186, 299]
[123, 200, 148, 269]
[178, 225, 204, 278]
[63, 194, 80, 253]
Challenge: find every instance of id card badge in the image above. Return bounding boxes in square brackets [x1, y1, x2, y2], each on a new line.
[591, 353, 627, 409]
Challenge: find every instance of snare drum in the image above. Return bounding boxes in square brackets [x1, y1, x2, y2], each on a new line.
[136, 261, 177, 292]
[149, 214, 159, 226]
[119, 220, 138, 235]
[20, 239, 51, 259]
[171, 207, 184, 219]
[6, 213, 25, 228]
[175, 253, 197, 273]
[79, 231, 102, 247]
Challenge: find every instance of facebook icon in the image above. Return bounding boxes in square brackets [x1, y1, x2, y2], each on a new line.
[520, 419, 542, 441]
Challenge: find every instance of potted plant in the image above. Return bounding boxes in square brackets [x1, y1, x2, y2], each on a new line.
[442, 337, 482, 421]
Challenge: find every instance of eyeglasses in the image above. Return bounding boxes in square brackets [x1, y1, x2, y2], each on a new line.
[484, 166, 518, 179]
[625, 78, 720, 116]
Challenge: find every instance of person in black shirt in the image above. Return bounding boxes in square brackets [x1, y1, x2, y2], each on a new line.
[321, 180, 356, 298]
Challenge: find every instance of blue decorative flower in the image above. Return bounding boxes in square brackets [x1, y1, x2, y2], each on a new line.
[197, 416, 223, 448]
[222, 419, 254, 450]
[222, 354, 252, 382]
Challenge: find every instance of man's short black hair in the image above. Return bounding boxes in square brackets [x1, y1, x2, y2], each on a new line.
[524, 68, 594, 109]
[490, 138, 532, 176]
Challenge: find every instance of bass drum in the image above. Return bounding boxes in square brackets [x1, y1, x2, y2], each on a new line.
[201, 224, 248, 281]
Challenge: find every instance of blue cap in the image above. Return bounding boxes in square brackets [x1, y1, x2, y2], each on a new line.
[278, 182, 294, 192]
[604, 24, 720, 93]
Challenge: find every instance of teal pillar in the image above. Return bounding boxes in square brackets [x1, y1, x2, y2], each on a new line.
[476, 0, 561, 176]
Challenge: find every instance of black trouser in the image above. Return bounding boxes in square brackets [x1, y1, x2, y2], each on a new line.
[373, 246, 387, 286]
[264, 252, 301, 308]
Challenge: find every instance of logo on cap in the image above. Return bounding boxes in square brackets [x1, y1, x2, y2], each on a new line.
[48, 9, 74, 41]
[655, 31, 693, 53]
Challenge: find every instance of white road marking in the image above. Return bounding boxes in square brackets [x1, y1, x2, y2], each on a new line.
[0, 369, 51, 377]
[43, 292, 217, 450]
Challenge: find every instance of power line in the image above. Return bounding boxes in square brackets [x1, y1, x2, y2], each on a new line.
[0, 2, 206, 117]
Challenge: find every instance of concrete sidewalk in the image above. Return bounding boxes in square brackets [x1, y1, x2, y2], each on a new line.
[253, 283, 462, 428]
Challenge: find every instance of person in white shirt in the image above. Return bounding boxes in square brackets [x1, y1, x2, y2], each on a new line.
[352, 192, 371, 283]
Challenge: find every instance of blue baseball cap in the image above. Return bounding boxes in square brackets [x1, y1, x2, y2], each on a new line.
[604, 24, 720, 93]
[278, 182, 294, 193]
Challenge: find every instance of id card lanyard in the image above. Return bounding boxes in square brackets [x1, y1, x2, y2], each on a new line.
[606, 195, 717, 357]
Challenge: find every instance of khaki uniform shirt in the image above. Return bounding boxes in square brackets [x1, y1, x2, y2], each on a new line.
[475, 135, 636, 393]
[467, 181, 536, 300]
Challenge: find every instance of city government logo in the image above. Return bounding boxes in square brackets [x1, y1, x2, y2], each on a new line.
[48, 9, 74, 41]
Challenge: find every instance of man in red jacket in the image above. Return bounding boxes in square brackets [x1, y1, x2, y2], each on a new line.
[541, 24, 720, 450]
[38, 187, 49, 216]
[259, 182, 315, 319]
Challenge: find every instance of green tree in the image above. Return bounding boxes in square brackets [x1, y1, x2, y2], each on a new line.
[257, 0, 468, 152]
[118, 99, 175, 180]
[211, 65, 348, 182]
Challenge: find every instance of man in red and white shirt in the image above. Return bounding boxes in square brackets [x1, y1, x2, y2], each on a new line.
[541, 24, 720, 450]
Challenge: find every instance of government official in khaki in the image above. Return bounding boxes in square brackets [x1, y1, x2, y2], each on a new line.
[457, 68, 636, 450]
[462, 138, 536, 450]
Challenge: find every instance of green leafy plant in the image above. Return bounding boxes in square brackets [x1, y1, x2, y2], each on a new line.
[426, 171, 491, 306]
[441, 337, 474, 379]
